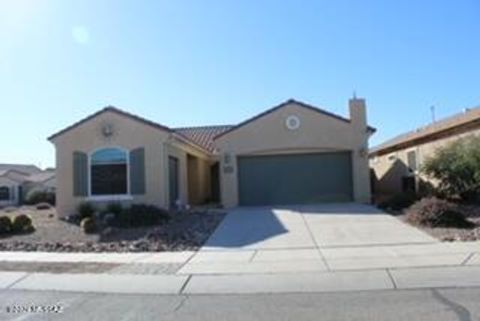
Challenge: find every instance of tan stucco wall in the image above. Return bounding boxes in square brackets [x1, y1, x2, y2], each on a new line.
[215, 100, 372, 207]
[52, 111, 176, 217]
[370, 128, 480, 198]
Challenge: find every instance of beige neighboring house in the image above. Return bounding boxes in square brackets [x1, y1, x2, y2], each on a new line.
[370, 106, 480, 200]
[0, 164, 56, 207]
[48, 98, 375, 217]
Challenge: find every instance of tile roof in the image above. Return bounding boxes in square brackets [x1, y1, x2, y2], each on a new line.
[370, 106, 480, 155]
[0, 164, 42, 175]
[48, 99, 376, 155]
[174, 125, 234, 152]
[27, 171, 56, 183]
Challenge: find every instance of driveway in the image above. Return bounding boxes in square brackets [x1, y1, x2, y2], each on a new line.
[202, 203, 437, 250]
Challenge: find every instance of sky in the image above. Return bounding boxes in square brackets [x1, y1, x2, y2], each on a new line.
[0, 0, 479, 168]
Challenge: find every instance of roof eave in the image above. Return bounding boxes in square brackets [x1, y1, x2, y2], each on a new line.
[47, 106, 172, 143]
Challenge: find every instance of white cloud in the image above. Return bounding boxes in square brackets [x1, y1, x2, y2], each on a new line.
[72, 26, 90, 45]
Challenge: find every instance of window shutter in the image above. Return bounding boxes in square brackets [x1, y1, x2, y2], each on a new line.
[10, 186, 15, 201]
[130, 147, 146, 195]
[73, 151, 88, 196]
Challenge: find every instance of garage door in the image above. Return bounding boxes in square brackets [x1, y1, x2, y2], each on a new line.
[238, 152, 352, 206]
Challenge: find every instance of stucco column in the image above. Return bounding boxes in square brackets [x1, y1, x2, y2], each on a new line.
[219, 151, 238, 208]
[349, 98, 372, 203]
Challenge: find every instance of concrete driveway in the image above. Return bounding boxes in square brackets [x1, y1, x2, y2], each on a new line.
[202, 203, 437, 250]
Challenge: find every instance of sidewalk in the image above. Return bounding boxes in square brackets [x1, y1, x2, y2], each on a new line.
[0, 241, 478, 294]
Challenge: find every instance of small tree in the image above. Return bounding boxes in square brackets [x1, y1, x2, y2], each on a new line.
[422, 136, 480, 202]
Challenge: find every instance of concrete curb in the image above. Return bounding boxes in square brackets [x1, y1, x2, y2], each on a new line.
[183, 270, 394, 294]
[0, 265, 479, 295]
[9, 273, 189, 294]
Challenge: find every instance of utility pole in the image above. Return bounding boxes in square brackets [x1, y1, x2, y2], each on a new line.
[430, 105, 436, 123]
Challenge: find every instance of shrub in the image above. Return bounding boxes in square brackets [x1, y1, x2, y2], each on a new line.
[25, 190, 55, 206]
[80, 217, 97, 234]
[102, 213, 116, 227]
[12, 214, 34, 233]
[105, 202, 123, 215]
[422, 136, 480, 202]
[406, 197, 473, 228]
[35, 202, 51, 210]
[0, 216, 12, 234]
[114, 204, 170, 228]
[77, 202, 96, 220]
[378, 192, 418, 211]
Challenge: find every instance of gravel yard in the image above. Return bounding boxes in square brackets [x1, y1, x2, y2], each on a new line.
[398, 204, 480, 242]
[0, 206, 226, 252]
[0, 261, 182, 275]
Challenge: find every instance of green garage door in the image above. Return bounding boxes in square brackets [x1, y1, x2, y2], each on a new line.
[238, 152, 353, 206]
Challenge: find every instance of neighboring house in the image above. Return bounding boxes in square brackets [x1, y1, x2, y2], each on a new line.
[369, 106, 480, 200]
[0, 165, 56, 207]
[48, 98, 375, 217]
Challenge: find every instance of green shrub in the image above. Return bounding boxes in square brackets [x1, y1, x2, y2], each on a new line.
[104, 202, 123, 215]
[12, 214, 34, 233]
[406, 197, 473, 228]
[114, 204, 170, 228]
[0, 216, 13, 234]
[77, 202, 96, 220]
[25, 190, 55, 206]
[80, 217, 97, 234]
[378, 192, 418, 211]
[422, 136, 480, 202]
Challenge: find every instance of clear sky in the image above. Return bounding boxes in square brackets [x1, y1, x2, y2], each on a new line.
[0, 0, 479, 168]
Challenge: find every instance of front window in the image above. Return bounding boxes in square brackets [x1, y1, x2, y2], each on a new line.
[0, 186, 10, 200]
[90, 148, 128, 195]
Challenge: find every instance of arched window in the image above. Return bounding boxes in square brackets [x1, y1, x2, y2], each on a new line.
[90, 148, 128, 195]
[0, 186, 10, 201]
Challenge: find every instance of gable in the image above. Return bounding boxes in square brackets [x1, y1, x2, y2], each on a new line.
[214, 101, 362, 154]
[215, 99, 374, 142]
[48, 106, 171, 143]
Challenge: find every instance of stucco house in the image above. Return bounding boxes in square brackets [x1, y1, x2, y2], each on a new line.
[48, 98, 375, 217]
[0, 164, 56, 207]
[370, 106, 480, 200]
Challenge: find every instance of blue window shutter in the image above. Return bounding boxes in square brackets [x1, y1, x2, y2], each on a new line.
[130, 147, 146, 195]
[73, 151, 88, 196]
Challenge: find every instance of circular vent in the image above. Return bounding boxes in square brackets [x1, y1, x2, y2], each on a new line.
[285, 115, 301, 130]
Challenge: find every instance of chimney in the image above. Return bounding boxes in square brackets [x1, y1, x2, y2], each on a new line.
[349, 96, 367, 131]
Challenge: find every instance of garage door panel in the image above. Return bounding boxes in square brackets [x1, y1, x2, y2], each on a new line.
[238, 152, 352, 206]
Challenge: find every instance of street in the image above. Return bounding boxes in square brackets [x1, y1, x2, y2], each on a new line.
[0, 287, 478, 321]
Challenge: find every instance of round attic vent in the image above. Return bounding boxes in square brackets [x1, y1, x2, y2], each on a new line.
[285, 115, 301, 130]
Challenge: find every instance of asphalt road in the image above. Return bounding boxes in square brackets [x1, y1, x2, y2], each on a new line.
[0, 287, 478, 321]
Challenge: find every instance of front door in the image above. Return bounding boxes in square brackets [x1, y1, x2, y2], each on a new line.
[168, 156, 179, 207]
